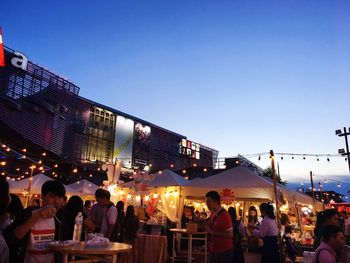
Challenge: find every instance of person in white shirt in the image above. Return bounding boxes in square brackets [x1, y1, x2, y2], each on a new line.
[259, 203, 281, 263]
[94, 189, 117, 239]
[8, 180, 65, 263]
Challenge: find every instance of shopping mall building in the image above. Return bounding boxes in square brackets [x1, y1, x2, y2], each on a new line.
[0, 46, 218, 174]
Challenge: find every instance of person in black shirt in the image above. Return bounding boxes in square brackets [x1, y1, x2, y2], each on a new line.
[60, 196, 84, 241]
[123, 205, 139, 243]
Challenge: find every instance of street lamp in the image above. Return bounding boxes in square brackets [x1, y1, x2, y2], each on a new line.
[335, 127, 350, 175]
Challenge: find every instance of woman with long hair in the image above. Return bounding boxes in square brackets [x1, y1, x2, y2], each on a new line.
[123, 205, 139, 263]
[246, 206, 260, 253]
[123, 205, 139, 243]
[313, 209, 339, 250]
[60, 196, 84, 240]
[259, 203, 281, 263]
[247, 206, 259, 236]
[115, 201, 125, 242]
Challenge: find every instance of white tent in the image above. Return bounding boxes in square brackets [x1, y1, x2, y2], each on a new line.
[65, 179, 100, 196]
[184, 166, 274, 200]
[119, 169, 189, 223]
[183, 166, 322, 214]
[149, 169, 189, 187]
[9, 173, 53, 194]
[121, 169, 190, 188]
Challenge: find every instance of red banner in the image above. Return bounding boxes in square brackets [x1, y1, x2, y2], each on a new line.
[0, 28, 5, 67]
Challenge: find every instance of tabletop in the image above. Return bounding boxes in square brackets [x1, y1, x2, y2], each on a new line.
[169, 228, 208, 235]
[51, 242, 132, 255]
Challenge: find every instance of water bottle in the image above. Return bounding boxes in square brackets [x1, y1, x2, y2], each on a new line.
[73, 212, 83, 242]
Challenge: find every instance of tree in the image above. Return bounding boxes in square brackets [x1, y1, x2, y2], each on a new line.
[262, 167, 287, 186]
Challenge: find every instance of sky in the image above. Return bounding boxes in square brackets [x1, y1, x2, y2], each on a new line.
[1, 1, 350, 194]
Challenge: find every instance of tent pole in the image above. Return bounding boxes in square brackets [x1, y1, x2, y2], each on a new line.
[270, 150, 284, 263]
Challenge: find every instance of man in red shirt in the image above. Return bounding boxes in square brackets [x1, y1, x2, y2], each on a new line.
[205, 191, 233, 263]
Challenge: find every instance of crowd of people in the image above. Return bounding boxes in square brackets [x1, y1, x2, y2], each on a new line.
[1, 176, 350, 263]
[0, 178, 140, 263]
[182, 190, 349, 263]
[202, 191, 282, 263]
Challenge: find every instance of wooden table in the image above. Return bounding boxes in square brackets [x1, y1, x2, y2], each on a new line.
[52, 242, 132, 263]
[170, 229, 208, 263]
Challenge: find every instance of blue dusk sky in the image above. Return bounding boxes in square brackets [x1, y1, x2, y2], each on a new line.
[1, 1, 350, 194]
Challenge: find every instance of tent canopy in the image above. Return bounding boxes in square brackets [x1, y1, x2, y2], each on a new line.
[121, 169, 189, 188]
[188, 166, 273, 189]
[184, 166, 274, 200]
[9, 173, 53, 195]
[65, 179, 100, 196]
[149, 169, 189, 187]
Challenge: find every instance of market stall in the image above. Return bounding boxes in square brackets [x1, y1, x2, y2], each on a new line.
[118, 169, 190, 225]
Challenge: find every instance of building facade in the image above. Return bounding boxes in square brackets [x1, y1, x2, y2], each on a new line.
[0, 46, 218, 172]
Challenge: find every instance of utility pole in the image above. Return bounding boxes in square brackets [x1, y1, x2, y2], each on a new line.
[335, 127, 350, 175]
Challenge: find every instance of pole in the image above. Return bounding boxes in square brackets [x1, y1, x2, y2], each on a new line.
[319, 182, 326, 210]
[270, 150, 284, 262]
[309, 171, 315, 203]
[270, 150, 280, 221]
[26, 166, 34, 207]
[343, 127, 350, 175]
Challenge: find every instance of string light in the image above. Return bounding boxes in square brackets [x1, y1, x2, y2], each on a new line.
[203, 168, 207, 172]
[0, 161, 6, 166]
